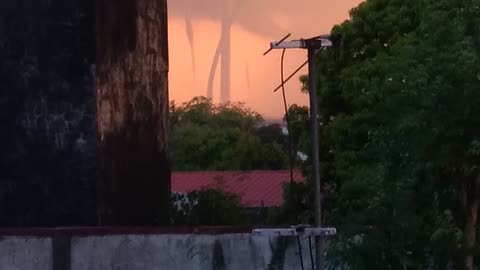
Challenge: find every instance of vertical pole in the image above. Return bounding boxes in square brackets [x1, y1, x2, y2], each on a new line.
[308, 47, 324, 270]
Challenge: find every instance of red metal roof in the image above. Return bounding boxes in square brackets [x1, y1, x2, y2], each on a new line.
[172, 170, 303, 207]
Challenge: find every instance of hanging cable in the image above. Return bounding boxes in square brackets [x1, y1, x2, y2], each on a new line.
[280, 48, 308, 270]
[274, 59, 308, 92]
[280, 48, 296, 189]
[297, 236, 305, 270]
[274, 49, 324, 93]
[308, 236, 315, 270]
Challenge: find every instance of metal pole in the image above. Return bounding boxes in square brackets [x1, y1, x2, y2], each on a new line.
[307, 47, 325, 270]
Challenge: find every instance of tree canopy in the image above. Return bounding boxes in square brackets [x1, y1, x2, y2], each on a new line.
[169, 96, 289, 171]
[273, 0, 480, 269]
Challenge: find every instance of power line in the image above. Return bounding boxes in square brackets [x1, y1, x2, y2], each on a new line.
[263, 33, 334, 270]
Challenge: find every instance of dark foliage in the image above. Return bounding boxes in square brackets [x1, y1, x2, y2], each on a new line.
[172, 188, 250, 226]
[169, 97, 289, 171]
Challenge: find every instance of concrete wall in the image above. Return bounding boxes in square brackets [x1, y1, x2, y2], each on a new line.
[0, 238, 52, 270]
[0, 230, 319, 270]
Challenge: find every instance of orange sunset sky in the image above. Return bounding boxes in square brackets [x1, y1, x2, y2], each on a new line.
[168, 1, 363, 119]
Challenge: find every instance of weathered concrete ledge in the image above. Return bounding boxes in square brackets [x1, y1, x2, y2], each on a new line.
[0, 227, 319, 270]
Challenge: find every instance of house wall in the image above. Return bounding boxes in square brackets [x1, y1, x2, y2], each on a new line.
[0, 229, 320, 270]
[0, 238, 52, 270]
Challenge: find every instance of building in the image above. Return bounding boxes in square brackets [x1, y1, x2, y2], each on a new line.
[172, 170, 304, 208]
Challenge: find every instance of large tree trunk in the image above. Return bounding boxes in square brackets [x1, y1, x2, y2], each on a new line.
[95, 0, 170, 225]
[461, 174, 480, 270]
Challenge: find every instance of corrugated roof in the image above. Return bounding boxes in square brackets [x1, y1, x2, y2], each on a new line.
[172, 170, 303, 207]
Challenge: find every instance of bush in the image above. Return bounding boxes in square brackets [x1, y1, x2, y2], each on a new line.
[172, 188, 250, 226]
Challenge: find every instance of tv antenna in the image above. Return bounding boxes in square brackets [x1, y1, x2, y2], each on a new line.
[256, 33, 336, 270]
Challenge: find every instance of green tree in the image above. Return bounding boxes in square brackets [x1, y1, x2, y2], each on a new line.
[172, 188, 249, 225]
[275, 0, 480, 269]
[170, 96, 289, 171]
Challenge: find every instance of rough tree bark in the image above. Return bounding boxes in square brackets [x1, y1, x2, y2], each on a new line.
[460, 174, 480, 270]
[95, 0, 170, 225]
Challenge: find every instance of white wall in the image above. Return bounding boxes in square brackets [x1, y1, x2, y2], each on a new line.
[0, 238, 52, 270]
[0, 233, 319, 270]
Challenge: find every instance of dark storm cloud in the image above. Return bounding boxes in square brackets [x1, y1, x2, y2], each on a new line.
[168, 0, 327, 38]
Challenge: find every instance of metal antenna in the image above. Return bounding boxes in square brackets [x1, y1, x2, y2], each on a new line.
[263, 33, 291, 56]
[260, 34, 334, 270]
[272, 48, 323, 93]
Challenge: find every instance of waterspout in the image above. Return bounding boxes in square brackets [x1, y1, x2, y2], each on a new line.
[206, 36, 222, 100]
[184, 7, 196, 78]
[205, 0, 239, 103]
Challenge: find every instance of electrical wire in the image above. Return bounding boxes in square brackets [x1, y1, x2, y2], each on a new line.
[274, 49, 325, 93]
[274, 59, 308, 92]
[270, 33, 338, 270]
[280, 48, 295, 189]
[308, 236, 315, 270]
[281, 48, 306, 270]
[275, 37, 329, 270]
[297, 236, 305, 270]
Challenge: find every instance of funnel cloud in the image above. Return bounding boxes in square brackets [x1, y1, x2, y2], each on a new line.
[180, 0, 239, 103]
[184, 6, 196, 78]
[169, 0, 353, 37]
[169, 0, 361, 105]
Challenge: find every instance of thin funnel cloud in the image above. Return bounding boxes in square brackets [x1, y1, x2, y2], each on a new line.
[168, 0, 363, 115]
[168, 0, 357, 37]
[205, 0, 237, 102]
[245, 64, 251, 89]
[206, 34, 222, 100]
[185, 9, 196, 78]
